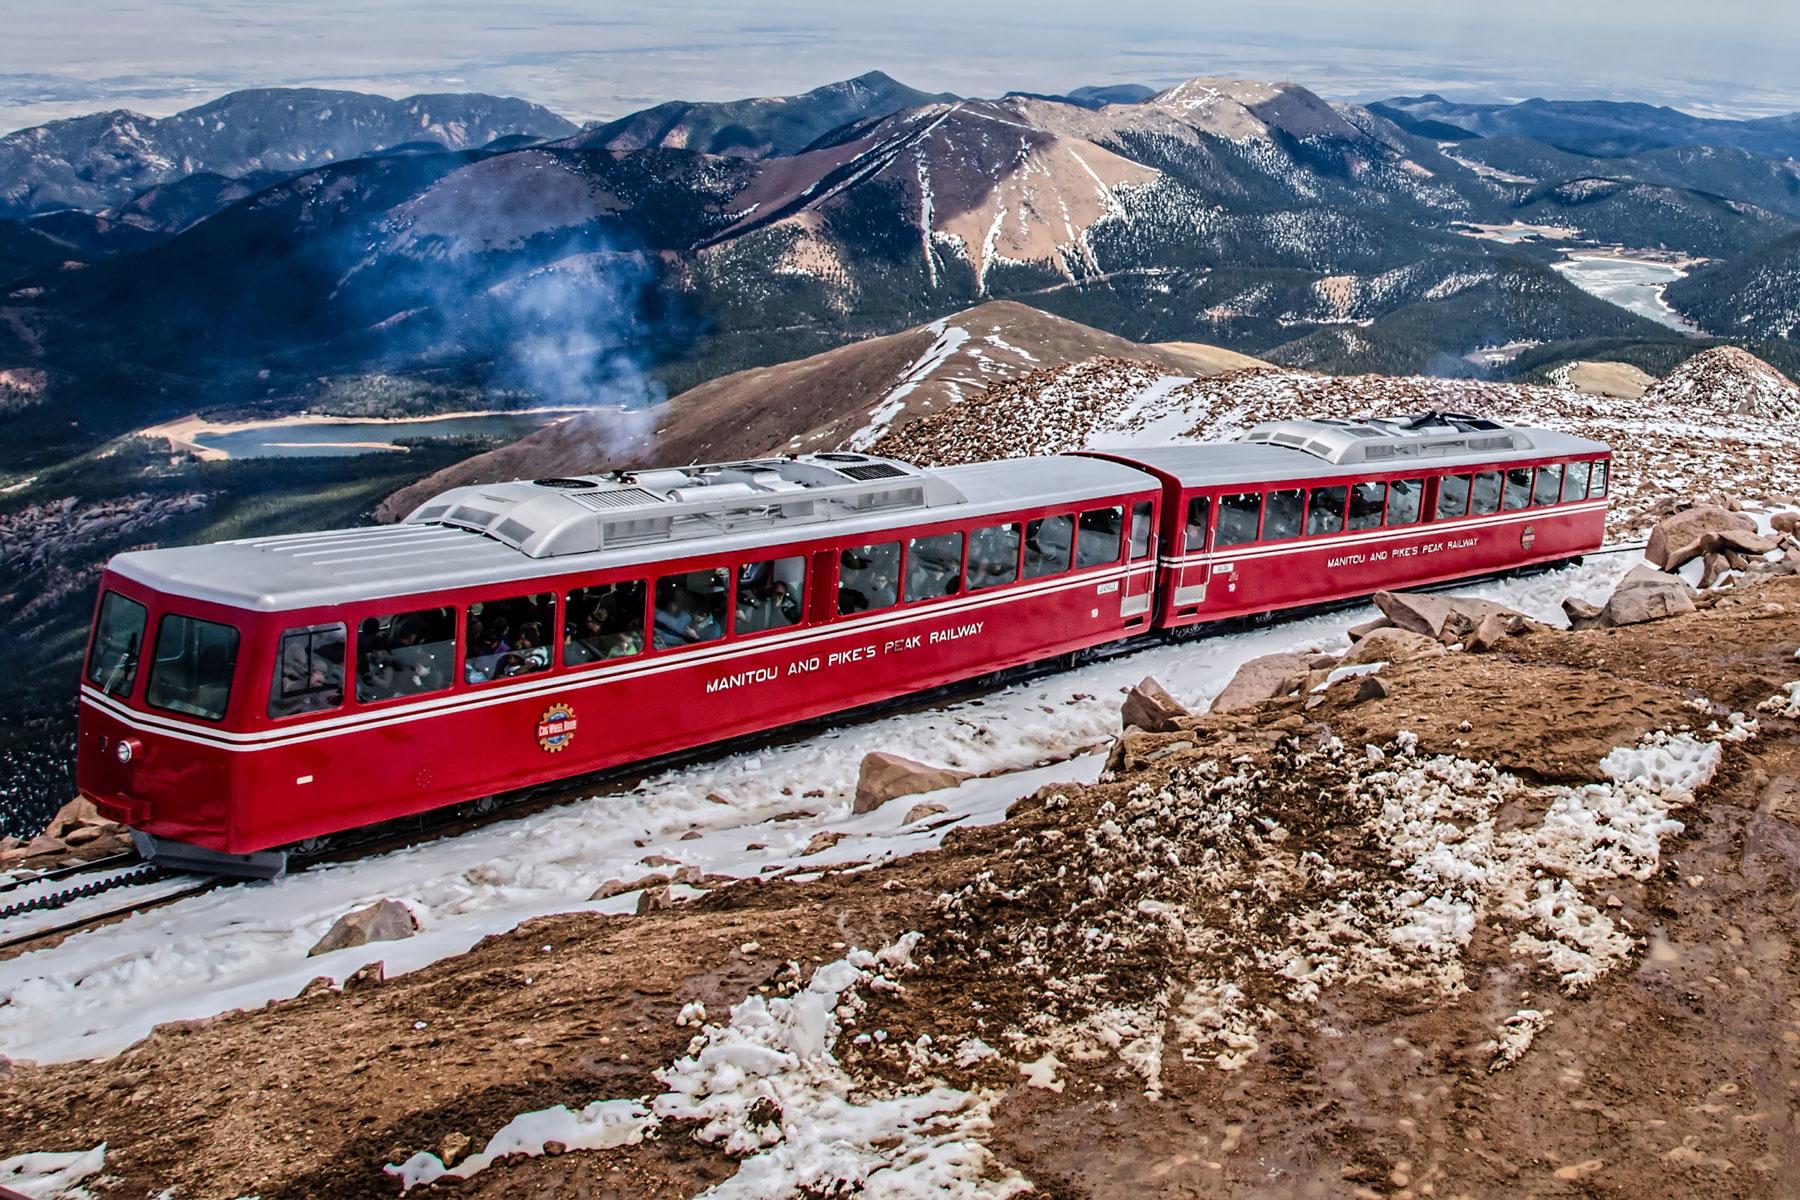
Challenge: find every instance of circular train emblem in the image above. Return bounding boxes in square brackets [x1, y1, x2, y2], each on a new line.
[536, 702, 578, 753]
[1520, 524, 1537, 551]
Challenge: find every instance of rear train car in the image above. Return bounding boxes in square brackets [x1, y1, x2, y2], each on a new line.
[1085, 413, 1610, 628]
[77, 452, 1161, 872]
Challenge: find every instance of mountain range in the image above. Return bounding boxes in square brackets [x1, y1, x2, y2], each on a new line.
[4, 73, 1800, 474]
[1374, 94, 1800, 159]
[0, 88, 576, 218]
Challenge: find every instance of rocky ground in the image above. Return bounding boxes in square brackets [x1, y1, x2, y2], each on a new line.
[5, 534, 1800, 1198]
[876, 345, 1800, 543]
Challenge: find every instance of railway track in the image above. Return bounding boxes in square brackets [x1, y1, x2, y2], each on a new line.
[0, 546, 1649, 956]
[0, 858, 219, 953]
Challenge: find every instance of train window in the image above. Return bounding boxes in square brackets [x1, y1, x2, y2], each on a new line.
[357, 607, 454, 703]
[1184, 497, 1211, 552]
[1387, 478, 1423, 526]
[736, 556, 806, 633]
[85, 591, 147, 698]
[465, 593, 555, 683]
[1263, 489, 1304, 540]
[565, 580, 646, 665]
[1532, 464, 1563, 506]
[269, 623, 345, 718]
[1348, 481, 1387, 531]
[906, 532, 965, 601]
[1437, 474, 1472, 520]
[1129, 501, 1154, 559]
[965, 524, 1021, 591]
[838, 542, 900, 613]
[1024, 516, 1074, 578]
[1306, 486, 1347, 536]
[654, 570, 729, 649]
[1076, 507, 1124, 567]
[1215, 493, 1262, 548]
[1590, 461, 1609, 497]
[1502, 467, 1532, 510]
[1471, 471, 1503, 515]
[1562, 460, 1591, 502]
[146, 613, 240, 721]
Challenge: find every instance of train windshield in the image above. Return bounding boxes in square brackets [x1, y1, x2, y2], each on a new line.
[146, 613, 240, 722]
[85, 590, 147, 698]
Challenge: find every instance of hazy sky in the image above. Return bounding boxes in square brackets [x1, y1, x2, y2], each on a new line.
[6, 0, 1800, 133]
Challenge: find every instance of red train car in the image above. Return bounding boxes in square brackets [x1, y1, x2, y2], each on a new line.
[78, 451, 1161, 873]
[75, 414, 1608, 875]
[1086, 413, 1611, 627]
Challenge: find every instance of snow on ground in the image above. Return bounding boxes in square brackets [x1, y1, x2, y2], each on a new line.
[0, 557, 1635, 1065]
[0, 1144, 105, 1200]
[845, 320, 970, 451]
[390, 935, 1029, 1198]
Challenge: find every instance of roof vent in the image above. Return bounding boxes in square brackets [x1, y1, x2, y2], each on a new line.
[1237, 413, 1534, 465]
[838, 462, 908, 481]
[533, 477, 597, 490]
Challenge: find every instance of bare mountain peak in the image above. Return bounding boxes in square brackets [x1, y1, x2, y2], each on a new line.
[570, 72, 957, 159]
[375, 301, 1260, 521]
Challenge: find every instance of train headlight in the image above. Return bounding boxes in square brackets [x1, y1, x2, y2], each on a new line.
[115, 738, 141, 764]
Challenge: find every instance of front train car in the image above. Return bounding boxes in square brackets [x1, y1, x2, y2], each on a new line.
[76, 450, 1162, 875]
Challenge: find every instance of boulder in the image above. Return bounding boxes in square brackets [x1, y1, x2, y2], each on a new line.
[802, 830, 844, 856]
[1355, 675, 1392, 703]
[904, 802, 949, 824]
[1435, 610, 1476, 645]
[1464, 613, 1510, 653]
[1121, 676, 1191, 732]
[1713, 528, 1783, 557]
[1342, 627, 1443, 667]
[1209, 652, 1311, 712]
[1599, 566, 1696, 627]
[1346, 617, 1391, 643]
[44, 795, 105, 840]
[1773, 512, 1800, 536]
[1562, 597, 1604, 631]
[1645, 505, 1757, 571]
[589, 872, 669, 900]
[1373, 591, 1527, 638]
[636, 886, 674, 914]
[307, 899, 417, 957]
[853, 752, 971, 814]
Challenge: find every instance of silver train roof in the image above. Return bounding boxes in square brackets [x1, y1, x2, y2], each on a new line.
[107, 418, 1611, 613]
[107, 452, 1153, 612]
[1097, 413, 1607, 488]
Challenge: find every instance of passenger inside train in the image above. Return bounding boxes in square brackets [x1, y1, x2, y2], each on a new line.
[564, 581, 646, 663]
[356, 607, 454, 701]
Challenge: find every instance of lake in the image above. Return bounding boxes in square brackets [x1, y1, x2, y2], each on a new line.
[190, 410, 585, 459]
[1552, 255, 1702, 333]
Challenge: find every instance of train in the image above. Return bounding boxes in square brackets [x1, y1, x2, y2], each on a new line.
[76, 413, 1611, 876]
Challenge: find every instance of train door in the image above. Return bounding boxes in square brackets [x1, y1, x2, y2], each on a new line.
[1171, 492, 1212, 615]
[1122, 498, 1156, 621]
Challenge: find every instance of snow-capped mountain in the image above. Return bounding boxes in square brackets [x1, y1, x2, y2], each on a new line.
[8, 71, 1800, 445]
[0, 88, 577, 217]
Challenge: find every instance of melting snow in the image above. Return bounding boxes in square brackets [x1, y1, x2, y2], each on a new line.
[845, 321, 971, 451]
[391, 936, 1029, 1198]
[0, 1145, 106, 1200]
